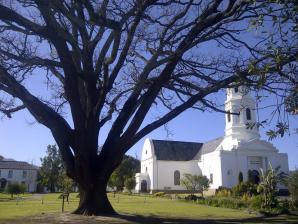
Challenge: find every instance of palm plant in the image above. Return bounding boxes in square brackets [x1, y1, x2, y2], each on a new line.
[257, 164, 283, 209]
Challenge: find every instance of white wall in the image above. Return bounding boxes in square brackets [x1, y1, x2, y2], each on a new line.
[155, 160, 200, 191]
[0, 168, 38, 192]
[199, 151, 223, 189]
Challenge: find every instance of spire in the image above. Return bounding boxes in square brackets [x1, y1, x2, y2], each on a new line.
[224, 86, 260, 142]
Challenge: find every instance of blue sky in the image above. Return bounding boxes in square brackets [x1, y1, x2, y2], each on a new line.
[0, 2, 296, 170]
[0, 89, 297, 170]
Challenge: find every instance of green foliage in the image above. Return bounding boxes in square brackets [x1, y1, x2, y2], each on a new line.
[153, 192, 165, 197]
[124, 177, 136, 193]
[108, 155, 140, 191]
[246, 195, 263, 210]
[19, 184, 27, 194]
[5, 182, 26, 198]
[38, 145, 63, 192]
[184, 194, 203, 201]
[197, 197, 247, 210]
[285, 89, 298, 114]
[257, 165, 281, 210]
[59, 174, 74, 193]
[215, 188, 231, 197]
[266, 122, 289, 141]
[180, 173, 209, 196]
[287, 170, 298, 209]
[232, 182, 258, 197]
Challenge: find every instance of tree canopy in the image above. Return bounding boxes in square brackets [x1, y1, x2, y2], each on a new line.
[38, 145, 64, 192]
[108, 155, 140, 191]
[181, 173, 210, 196]
[0, 0, 296, 215]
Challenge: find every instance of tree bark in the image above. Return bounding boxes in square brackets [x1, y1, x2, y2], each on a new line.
[73, 178, 116, 215]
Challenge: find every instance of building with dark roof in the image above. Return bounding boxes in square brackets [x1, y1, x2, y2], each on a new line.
[135, 87, 289, 193]
[0, 156, 38, 192]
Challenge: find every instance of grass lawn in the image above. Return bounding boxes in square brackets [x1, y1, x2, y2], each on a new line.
[0, 193, 297, 223]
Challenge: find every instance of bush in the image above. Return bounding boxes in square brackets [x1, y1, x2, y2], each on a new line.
[232, 182, 258, 197]
[215, 188, 231, 197]
[287, 170, 298, 210]
[153, 192, 165, 197]
[196, 196, 247, 209]
[5, 182, 26, 198]
[124, 177, 136, 193]
[247, 195, 262, 210]
[184, 194, 203, 201]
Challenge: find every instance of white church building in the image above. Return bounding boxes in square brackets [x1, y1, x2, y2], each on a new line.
[135, 87, 289, 193]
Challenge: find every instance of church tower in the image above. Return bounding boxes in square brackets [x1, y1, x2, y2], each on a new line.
[224, 86, 260, 142]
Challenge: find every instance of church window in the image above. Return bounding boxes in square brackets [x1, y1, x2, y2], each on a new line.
[8, 170, 13, 178]
[210, 173, 213, 184]
[174, 170, 180, 185]
[234, 87, 238, 93]
[246, 108, 251, 120]
[227, 111, 231, 122]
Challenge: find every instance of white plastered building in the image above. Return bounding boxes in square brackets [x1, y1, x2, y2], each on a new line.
[135, 87, 289, 193]
[0, 155, 38, 192]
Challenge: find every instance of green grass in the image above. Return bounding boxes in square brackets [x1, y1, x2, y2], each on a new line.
[0, 193, 78, 219]
[0, 193, 255, 220]
[0, 193, 297, 223]
[110, 194, 255, 219]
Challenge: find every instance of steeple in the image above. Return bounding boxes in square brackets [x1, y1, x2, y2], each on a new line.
[224, 86, 260, 142]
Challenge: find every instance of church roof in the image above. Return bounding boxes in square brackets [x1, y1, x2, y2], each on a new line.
[151, 137, 223, 161]
[193, 137, 223, 159]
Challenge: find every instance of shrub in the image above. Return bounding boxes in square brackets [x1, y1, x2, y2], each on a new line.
[247, 195, 262, 210]
[287, 170, 298, 210]
[124, 177, 136, 193]
[232, 182, 258, 197]
[153, 192, 165, 197]
[257, 166, 280, 210]
[5, 182, 26, 198]
[184, 194, 203, 201]
[216, 188, 231, 197]
[196, 196, 247, 209]
[19, 183, 27, 194]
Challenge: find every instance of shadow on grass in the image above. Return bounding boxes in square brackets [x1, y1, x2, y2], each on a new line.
[1, 213, 297, 224]
[115, 213, 298, 224]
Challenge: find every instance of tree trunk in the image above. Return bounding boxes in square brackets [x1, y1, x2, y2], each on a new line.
[73, 176, 116, 215]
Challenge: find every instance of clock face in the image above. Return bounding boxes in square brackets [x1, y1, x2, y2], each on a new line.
[240, 86, 249, 95]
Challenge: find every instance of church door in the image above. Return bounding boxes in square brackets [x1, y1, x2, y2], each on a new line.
[141, 180, 147, 192]
[251, 170, 260, 184]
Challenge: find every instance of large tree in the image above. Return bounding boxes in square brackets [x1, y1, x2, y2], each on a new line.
[38, 145, 63, 192]
[0, 0, 296, 215]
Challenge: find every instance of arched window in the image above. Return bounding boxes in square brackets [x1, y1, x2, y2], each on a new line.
[227, 111, 231, 122]
[234, 87, 238, 93]
[174, 170, 180, 185]
[246, 108, 251, 120]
